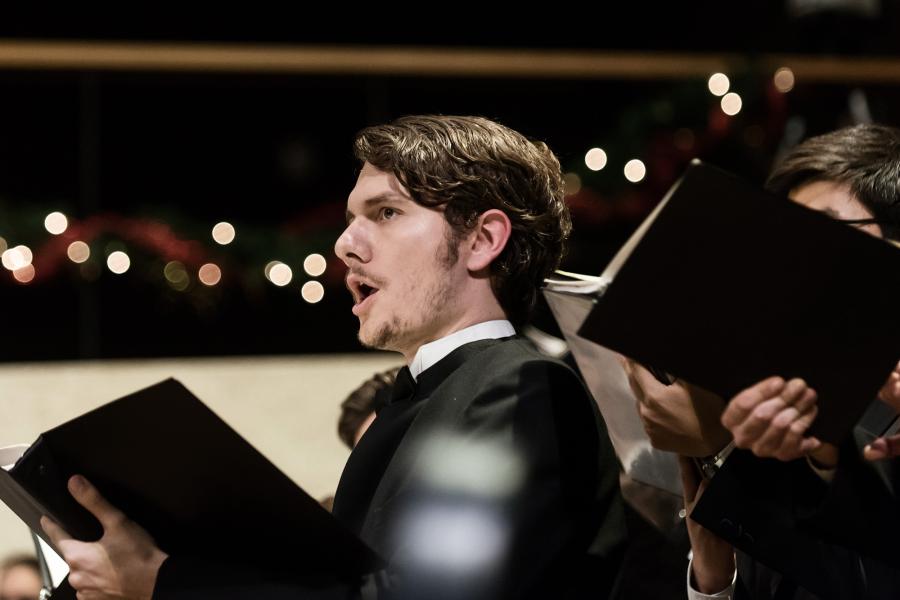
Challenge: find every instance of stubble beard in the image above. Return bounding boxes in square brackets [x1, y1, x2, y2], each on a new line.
[358, 229, 462, 353]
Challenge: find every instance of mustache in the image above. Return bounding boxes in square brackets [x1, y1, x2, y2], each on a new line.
[344, 268, 388, 290]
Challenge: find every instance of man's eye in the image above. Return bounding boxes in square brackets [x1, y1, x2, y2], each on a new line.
[380, 207, 397, 220]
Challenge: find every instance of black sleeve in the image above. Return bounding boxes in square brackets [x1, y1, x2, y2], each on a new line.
[694, 449, 900, 600]
[453, 358, 627, 599]
[797, 434, 900, 568]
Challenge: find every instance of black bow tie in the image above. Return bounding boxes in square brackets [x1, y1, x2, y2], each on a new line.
[389, 366, 417, 404]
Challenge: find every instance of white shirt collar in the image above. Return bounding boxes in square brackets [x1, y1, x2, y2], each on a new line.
[408, 320, 516, 380]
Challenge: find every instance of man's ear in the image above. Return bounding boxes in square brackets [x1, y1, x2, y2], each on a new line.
[466, 209, 512, 272]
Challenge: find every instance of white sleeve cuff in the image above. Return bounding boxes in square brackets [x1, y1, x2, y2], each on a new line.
[686, 557, 736, 600]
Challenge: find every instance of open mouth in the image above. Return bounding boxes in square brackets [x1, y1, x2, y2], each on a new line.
[350, 278, 381, 315]
[358, 283, 378, 303]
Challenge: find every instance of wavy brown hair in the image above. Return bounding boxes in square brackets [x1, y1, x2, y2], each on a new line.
[354, 115, 571, 326]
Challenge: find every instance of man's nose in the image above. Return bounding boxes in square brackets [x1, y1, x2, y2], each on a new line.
[335, 221, 370, 266]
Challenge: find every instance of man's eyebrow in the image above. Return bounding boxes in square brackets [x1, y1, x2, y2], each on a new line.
[363, 193, 410, 207]
[345, 193, 411, 224]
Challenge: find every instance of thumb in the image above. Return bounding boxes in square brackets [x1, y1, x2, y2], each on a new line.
[68, 475, 125, 531]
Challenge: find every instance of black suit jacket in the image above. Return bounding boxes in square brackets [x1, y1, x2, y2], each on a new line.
[153, 337, 626, 599]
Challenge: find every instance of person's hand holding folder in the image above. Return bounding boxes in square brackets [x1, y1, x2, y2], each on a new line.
[622, 358, 731, 457]
[40, 475, 167, 600]
[864, 361, 900, 460]
[720, 368, 900, 465]
[720, 376, 823, 463]
[879, 362, 900, 408]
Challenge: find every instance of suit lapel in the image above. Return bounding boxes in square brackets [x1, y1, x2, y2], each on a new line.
[357, 338, 509, 548]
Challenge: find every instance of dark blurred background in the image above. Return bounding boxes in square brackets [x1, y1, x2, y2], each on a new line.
[2, 2, 899, 361]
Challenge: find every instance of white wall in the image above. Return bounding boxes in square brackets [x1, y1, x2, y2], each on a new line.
[0, 353, 401, 558]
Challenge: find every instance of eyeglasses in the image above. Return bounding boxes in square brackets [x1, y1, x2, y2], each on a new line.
[834, 217, 880, 228]
[834, 217, 898, 245]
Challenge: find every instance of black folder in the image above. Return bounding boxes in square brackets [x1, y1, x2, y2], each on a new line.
[0, 378, 381, 584]
[577, 160, 900, 444]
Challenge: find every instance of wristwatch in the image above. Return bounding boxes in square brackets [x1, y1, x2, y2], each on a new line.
[695, 441, 735, 480]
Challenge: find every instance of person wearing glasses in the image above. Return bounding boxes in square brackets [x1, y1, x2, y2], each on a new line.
[628, 124, 900, 599]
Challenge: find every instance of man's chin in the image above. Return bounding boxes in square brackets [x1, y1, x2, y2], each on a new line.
[357, 324, 385, 350]
[357, 321, 400, 352]
[357, 332, 379, 350]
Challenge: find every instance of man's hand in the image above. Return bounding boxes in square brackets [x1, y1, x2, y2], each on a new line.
[863, 435, 900, 461]
[41, 475, 168, 600]
[622, 358, 731, 457]
[877, 361, 900, 410]
[680, 457, 735, 594]
[721, 377, 822, 461]
[864, 361, 900, 461]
